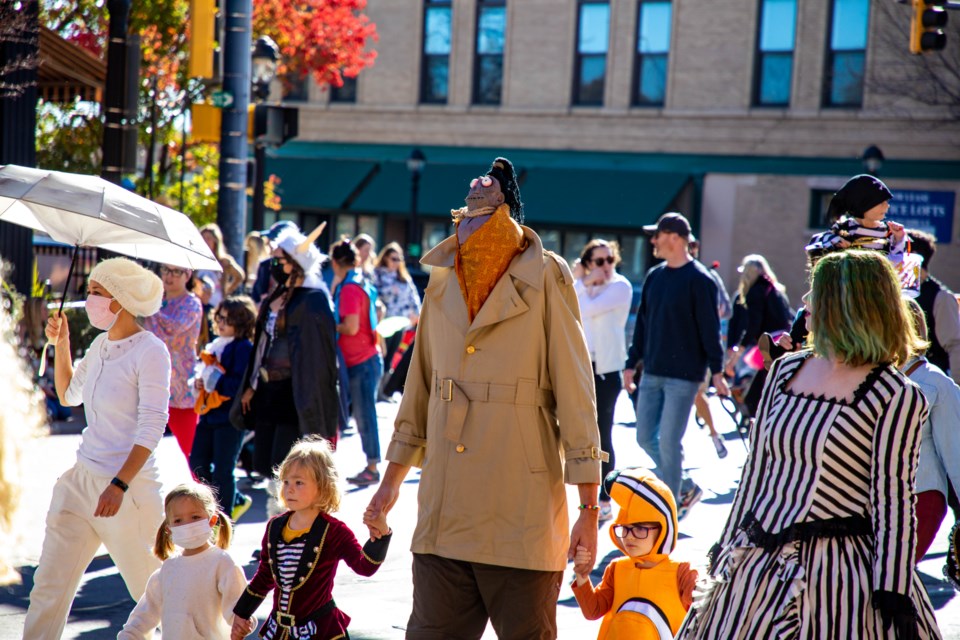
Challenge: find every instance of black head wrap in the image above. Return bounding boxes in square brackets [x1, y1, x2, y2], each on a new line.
[486, 157, 524, 223]
[826, 174, 893, 221]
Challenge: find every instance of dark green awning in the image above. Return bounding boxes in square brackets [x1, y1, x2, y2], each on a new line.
[325, 160, 689, 229]
[266, 156, 376, 210]
[518, 168, 690, 229]
[349, 162, 480, 215]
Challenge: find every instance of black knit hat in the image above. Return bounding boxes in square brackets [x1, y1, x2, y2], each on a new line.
[827, 174, 893, 220]
[486, 157, 524, 223]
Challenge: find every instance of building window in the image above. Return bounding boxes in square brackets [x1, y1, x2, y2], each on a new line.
[634, 1, 671, 106]
[808, 189, 836, 229]
[282, 74, 309, 102]
[421, 0, 452, 104]
[753, 0, 796, 106]
[473, 0, 506, 105]
[331, 76, 357, 103]
[823, 0, 869, 107]
[573, 1, 610, 106]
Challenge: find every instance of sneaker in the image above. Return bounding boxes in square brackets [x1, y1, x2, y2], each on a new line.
[678, 484, 704, 520]
[347, 468, 381, 486]
[231, 493, 253, 522]
[711, 434, 728, 459]
[598, 501, 613, 522]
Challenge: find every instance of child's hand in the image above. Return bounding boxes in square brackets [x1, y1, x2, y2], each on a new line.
[888, 221, 905, 244]
[363, 505, 389, 539]
[572, 545, 593, 585]
[231, 616, 255, 640]
[776, 334, 794, 351]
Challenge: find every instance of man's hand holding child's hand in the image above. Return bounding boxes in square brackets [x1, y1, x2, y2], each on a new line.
[363, 507, 390, 540]
[573, 545, 593, 586]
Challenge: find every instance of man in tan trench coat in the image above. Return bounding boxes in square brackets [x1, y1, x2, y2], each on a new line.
[365, 157, 605, 639]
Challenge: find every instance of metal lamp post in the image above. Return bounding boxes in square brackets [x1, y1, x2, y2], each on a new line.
[251, 36, 279, 233]
[406, 148, 426, 261]
[861, 145, 885, 177]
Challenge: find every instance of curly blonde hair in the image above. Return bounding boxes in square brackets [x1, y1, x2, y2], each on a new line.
[275, 436, 341, 513]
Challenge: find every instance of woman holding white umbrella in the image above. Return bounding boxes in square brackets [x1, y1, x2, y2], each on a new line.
[24, 258, 170, 640]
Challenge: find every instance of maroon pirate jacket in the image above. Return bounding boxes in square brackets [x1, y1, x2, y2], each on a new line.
[233, 511, 390, 639]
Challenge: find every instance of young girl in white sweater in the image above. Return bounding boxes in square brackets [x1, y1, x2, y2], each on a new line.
[118, 482, 250, 640]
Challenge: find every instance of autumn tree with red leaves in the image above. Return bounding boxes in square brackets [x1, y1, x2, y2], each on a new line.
[253, 0, 377, 89]
[37, 0, 377, 225]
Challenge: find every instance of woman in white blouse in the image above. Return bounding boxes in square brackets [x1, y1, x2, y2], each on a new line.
[574, 240, 633, 521]
[24, 258, 171, 640]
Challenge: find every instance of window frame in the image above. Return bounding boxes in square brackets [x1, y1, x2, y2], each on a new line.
[751, 0, 796, 107]
[572, 0, 611, 107]
[632, 0, 672, 107]
[420, 0, 453, 105]
[472, 0, 506, 105]
[822, 0, 869, 108]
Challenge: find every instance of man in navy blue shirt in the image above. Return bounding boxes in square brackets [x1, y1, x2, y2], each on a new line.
[624, 213, 728, 518]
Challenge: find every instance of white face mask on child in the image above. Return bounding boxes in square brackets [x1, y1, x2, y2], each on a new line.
[170, 519, 213, 549]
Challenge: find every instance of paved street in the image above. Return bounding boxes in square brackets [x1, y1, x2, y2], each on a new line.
[2, 393, 959, 639]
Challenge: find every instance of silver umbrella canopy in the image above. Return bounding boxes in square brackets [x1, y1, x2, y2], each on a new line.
[0, 164, 222, 272]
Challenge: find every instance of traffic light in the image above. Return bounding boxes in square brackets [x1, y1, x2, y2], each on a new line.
[188, 0, 222, 80]
[910, 0, 948, 54]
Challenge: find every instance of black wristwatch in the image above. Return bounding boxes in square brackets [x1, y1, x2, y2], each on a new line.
[110, 477, 129, 492]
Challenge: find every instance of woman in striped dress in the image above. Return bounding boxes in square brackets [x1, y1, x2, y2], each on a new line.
[679, 250, 941, 640]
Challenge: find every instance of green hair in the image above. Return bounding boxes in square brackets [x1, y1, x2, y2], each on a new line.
[809, 250, 926, 367]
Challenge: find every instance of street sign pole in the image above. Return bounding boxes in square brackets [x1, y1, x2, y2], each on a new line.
[215, 0, 251, 262]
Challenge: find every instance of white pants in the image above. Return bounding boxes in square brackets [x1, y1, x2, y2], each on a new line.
[23, 461, 164, 640]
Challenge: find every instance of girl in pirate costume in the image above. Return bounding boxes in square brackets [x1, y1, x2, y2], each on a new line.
[231, 437, 391, 640]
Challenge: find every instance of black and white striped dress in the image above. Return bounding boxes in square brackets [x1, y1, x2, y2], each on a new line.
[679, 351, 941, 639]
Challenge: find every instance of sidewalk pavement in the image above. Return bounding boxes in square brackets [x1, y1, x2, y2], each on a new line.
[2, 394, 959, 639]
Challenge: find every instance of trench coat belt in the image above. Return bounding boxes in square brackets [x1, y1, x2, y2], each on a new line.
[434, 375, 555, 444]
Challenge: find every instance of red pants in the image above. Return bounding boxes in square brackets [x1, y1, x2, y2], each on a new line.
[916, 490, 947, 563]
[168, 407, 199, 460]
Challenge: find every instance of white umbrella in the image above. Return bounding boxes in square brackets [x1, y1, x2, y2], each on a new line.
[0, 164, 222, 272]
[0, 164, 223, 376]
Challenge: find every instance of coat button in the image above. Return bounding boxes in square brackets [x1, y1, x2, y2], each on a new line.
[466, 345, 476, 354]
[456, 444, 465, 453]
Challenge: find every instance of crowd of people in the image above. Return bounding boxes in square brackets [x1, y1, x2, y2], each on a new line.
[9, 163, 960, 639]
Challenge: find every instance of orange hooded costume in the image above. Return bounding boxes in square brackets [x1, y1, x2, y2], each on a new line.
[572, 467, 697, 640]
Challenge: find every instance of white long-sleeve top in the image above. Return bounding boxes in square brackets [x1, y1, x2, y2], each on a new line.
[65, 331, 171, 477]
[574, 273, 633, 375]
[118, 545, 247, 640]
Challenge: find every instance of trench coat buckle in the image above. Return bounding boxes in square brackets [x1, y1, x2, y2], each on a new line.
[439, 378, 454, 402]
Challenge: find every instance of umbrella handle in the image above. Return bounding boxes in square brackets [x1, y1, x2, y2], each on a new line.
[40, 245, 79, 378]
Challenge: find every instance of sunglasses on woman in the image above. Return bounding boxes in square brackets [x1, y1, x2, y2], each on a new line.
[613, 523, 660, 540]
[159, 267, 187, 277]
[593, 256, 615, 267]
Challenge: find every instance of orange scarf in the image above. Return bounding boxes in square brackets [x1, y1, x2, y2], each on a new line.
[455, 204, 526, 322]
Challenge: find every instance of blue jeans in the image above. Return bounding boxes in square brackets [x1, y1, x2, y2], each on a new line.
[190, 421, 245, 512]
[635, 373, 701, 502]
[348, 354, 383, 464]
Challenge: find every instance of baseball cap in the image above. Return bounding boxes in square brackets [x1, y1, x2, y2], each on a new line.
[262, 220, 297, 241]
[642, 212, 692, 238]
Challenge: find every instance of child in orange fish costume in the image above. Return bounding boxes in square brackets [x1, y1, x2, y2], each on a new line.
[572, 467, 697, 640]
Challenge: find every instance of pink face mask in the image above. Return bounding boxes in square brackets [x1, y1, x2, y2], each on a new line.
[85, 294, 120, 331]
